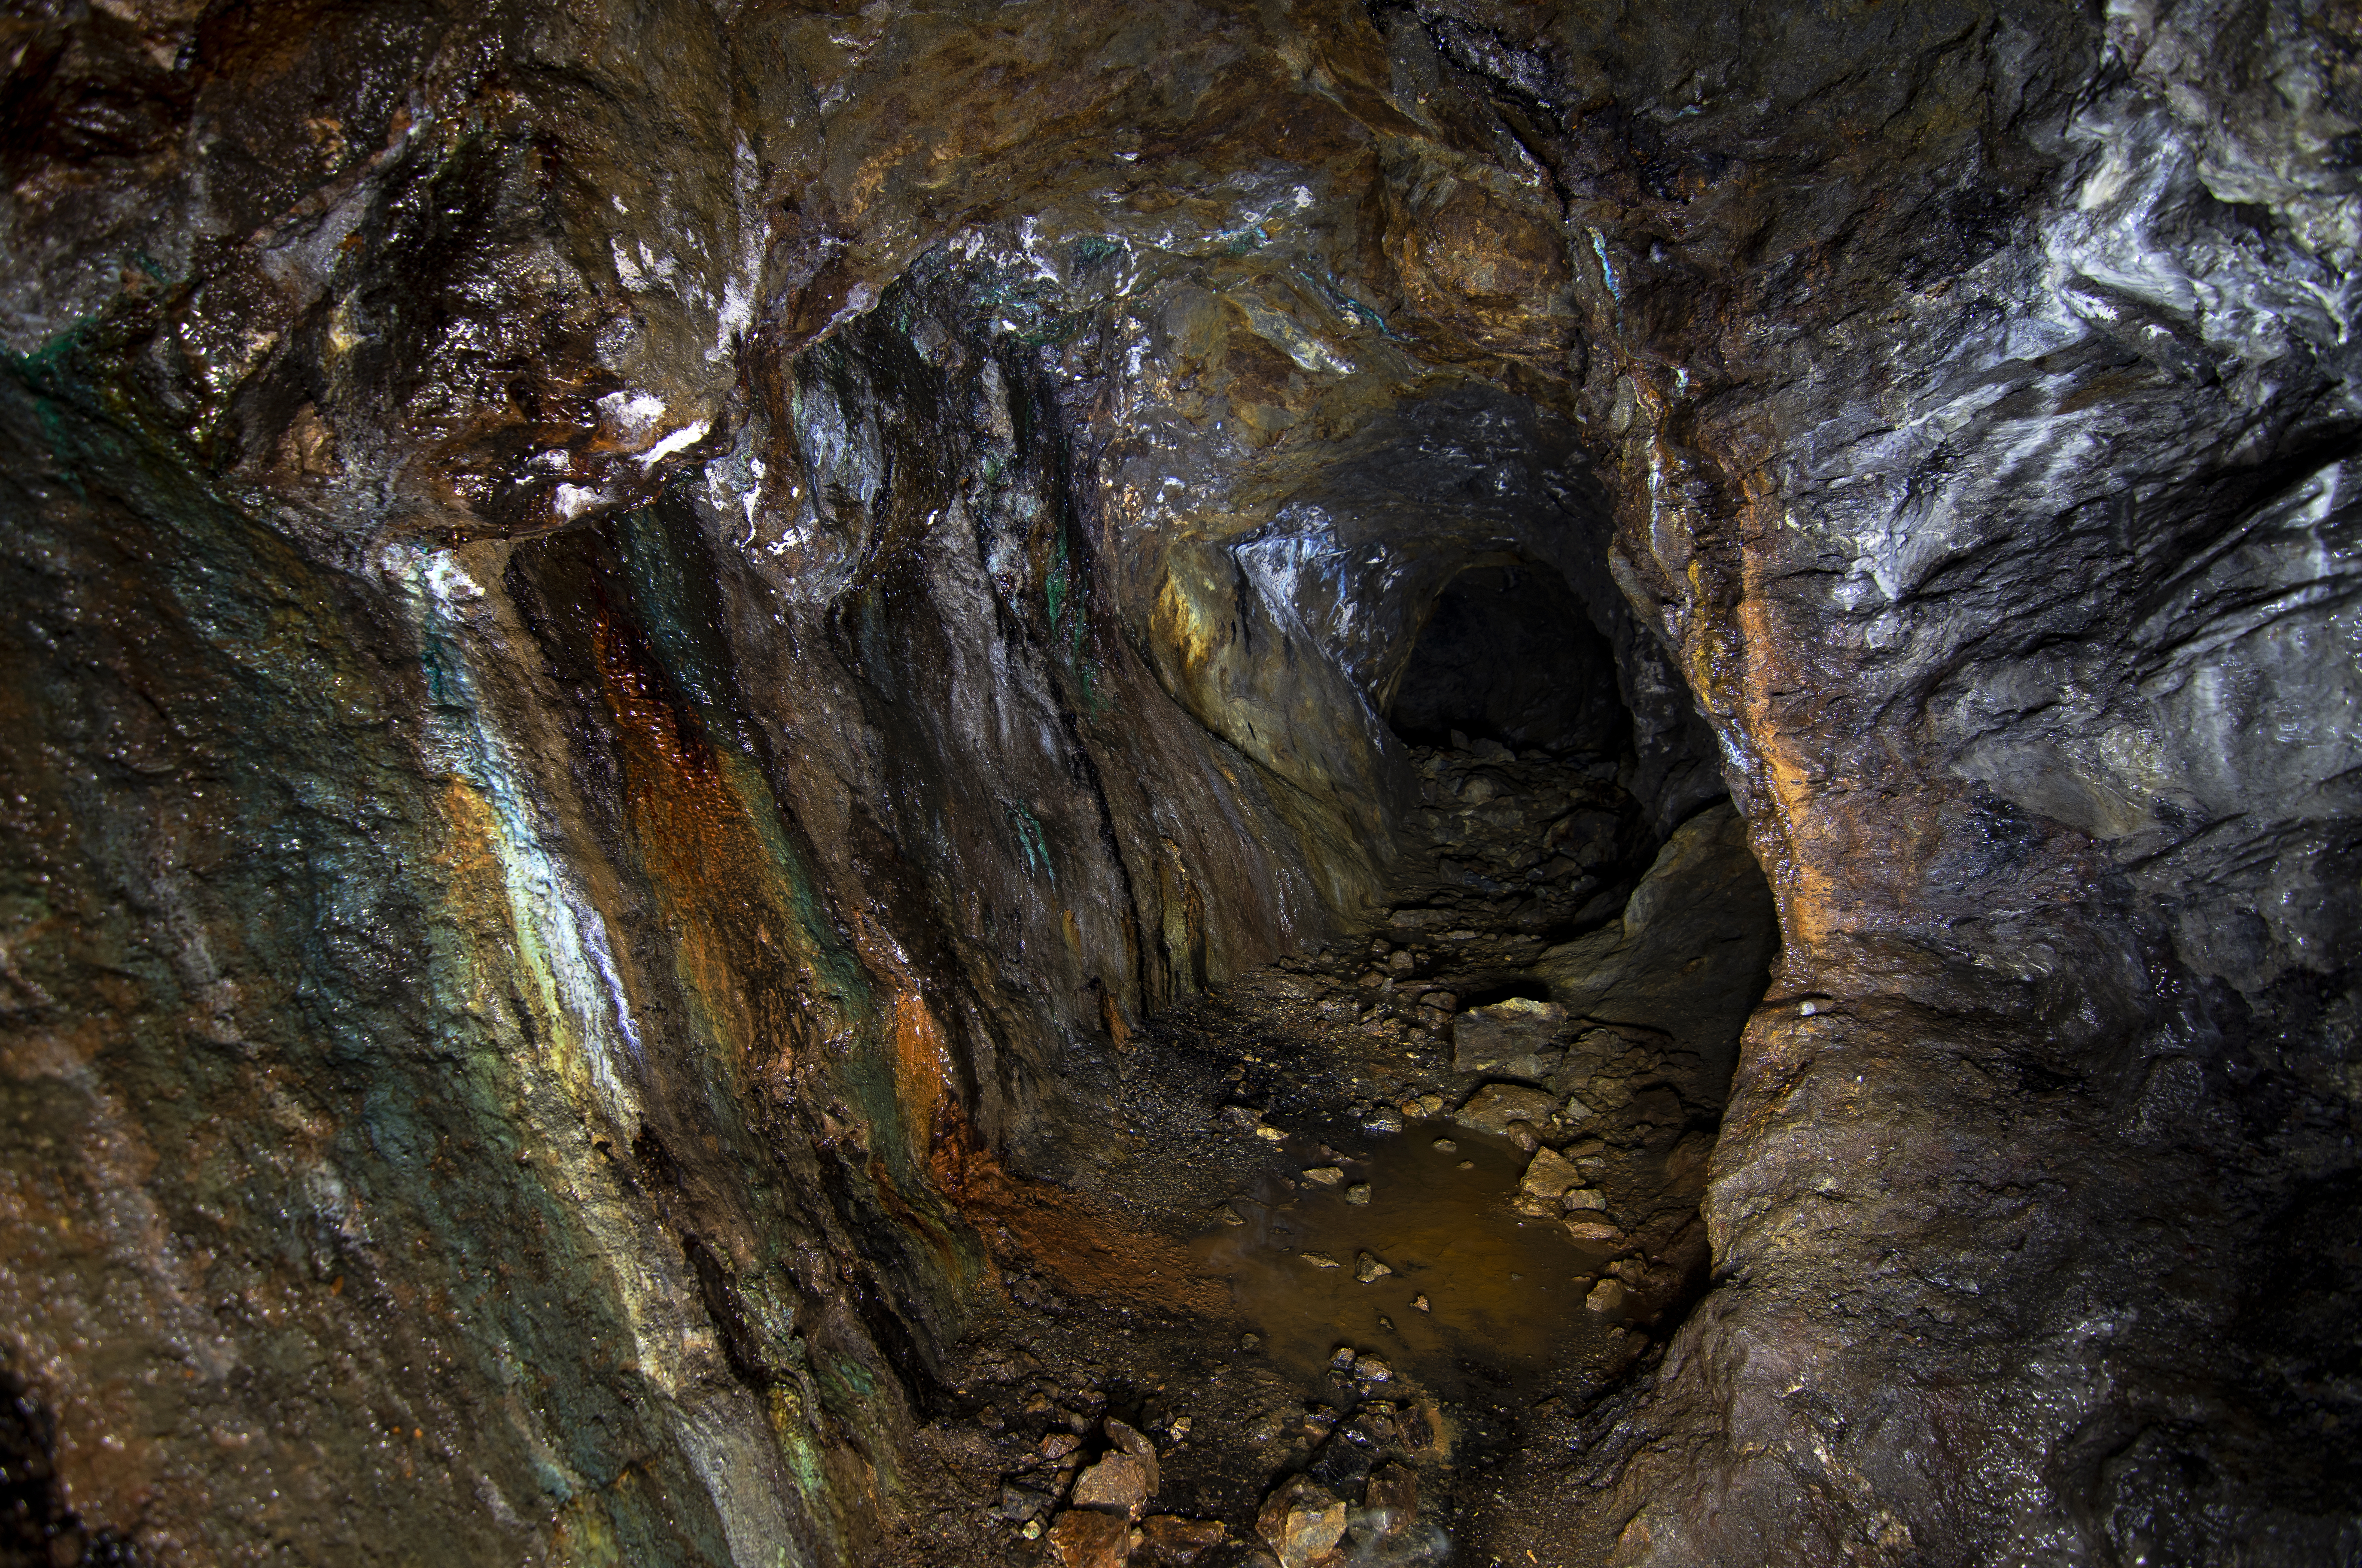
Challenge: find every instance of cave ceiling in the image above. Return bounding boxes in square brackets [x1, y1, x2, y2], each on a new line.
[1, 0, 2358, 1564]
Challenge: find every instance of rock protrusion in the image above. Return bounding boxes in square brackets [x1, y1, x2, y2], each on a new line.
[1452, 996, 1568, 1081]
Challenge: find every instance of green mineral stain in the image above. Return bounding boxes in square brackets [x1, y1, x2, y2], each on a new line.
[1008, 804, 1054, 882]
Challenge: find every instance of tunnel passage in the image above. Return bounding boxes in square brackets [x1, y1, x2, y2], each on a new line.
[943, 475, 1790, 1562]
[1386, 561, 1630, 759]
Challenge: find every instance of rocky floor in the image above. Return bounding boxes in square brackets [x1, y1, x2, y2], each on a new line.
[881, 746, 1779, 1567]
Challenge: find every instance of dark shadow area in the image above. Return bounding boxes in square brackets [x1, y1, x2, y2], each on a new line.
[1454, 979, 1558, 1009]
[1, 1370, 136, 1568]
[1388, 564, 1628, 757]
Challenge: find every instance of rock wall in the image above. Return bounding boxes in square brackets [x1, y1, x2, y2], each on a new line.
[1, 0, 2354, 1563]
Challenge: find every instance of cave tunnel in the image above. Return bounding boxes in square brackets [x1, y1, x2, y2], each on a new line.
[3, 2, 2358, 1566]
[1385, 561, 1630, 760]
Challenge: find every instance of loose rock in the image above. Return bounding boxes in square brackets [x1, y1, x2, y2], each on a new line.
[1070, 1450, 1150, 1519]
[1138, 1515, 1225, 1565]
[1454, 1083, 1560, 1140]
[1515, 1147, 1584, 1216]
[1362, 1462, 1418, 1538]
[1049, 1507, 1135, 1567]
[1256, 1477, 1347, 1568]
[1105, 1419, 1160, 1496]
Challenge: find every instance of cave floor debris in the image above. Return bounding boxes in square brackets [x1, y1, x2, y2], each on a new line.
[884, 747, 1770, 1567]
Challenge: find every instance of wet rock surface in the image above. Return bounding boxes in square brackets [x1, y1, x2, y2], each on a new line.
[1, 0, 2356, 1563]
[859, 746, 1773, 1564]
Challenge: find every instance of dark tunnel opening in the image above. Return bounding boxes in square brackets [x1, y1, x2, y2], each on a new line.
[1386, 562, 1631, 759]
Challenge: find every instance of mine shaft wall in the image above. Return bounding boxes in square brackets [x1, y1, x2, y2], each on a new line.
[0, 0, 2357, 1564]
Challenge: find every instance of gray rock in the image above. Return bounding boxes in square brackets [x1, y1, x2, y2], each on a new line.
[1452, 996, 1568, 1081]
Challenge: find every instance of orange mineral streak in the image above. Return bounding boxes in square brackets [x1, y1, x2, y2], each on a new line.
[589, 609, 808, 1076]
[889, 988, 953, 1154]
[1729, 489, 1836, 956]
[930, 1118, 1225, 1316]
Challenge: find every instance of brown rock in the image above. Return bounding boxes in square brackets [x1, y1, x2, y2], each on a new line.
[1049, 1507, 1135, 1568]
[1071, 1450, 1151, 1520]
[1586, 1278, 1629, 1317]
[1362, 1461, 1418, 1537]
[1515, 1146, 1583, 1215]
[1138, 1514, 1226, 1565]
[1455, 1082, 1559, 1140]
[1257, 1476, 1347, 1568]
[1105, 1419, 1160, 1496]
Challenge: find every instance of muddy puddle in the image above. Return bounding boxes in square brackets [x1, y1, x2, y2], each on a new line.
[1190, 1121, 1622, 1400]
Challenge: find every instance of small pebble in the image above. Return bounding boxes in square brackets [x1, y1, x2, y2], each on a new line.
[1432, 1138, 1458, 1153]
[1412, 1295, 1431, 1313]
[1344, 1183, 1372, 1205]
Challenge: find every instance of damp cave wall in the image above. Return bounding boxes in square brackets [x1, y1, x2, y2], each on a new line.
[0, 0, 2358, 1565]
